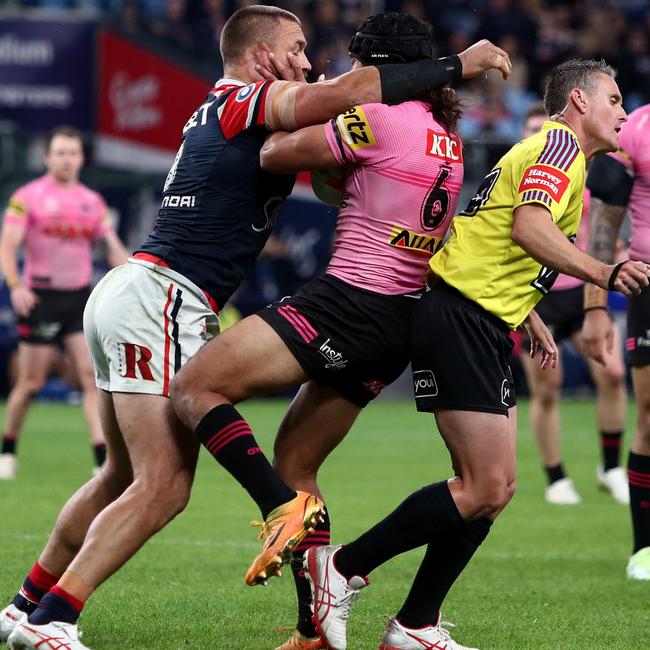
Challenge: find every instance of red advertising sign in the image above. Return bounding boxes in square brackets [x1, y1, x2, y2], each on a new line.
[97, 30, 211, 171]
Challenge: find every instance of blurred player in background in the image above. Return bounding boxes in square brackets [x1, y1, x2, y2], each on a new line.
[0, 126, 128, 480]
[516, 103, 628, 506]
[170, 12, 489, 649]
[1, 6, 511, 649]
[304, 59, 648, 650]
[582, 102, 650, 579]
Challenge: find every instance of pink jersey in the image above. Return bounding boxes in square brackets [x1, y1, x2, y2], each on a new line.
[551, 188, 591, 291]
[4, 174, 112, 290]
[610, 104, 650, 261]
[323, 101, 464, 295]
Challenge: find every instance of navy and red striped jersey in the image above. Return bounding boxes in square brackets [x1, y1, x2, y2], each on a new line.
[137, 78, 295, 310]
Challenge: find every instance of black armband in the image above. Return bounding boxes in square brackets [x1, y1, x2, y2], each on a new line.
[586, 154, 634, 206]
[378, 55, 462, 105]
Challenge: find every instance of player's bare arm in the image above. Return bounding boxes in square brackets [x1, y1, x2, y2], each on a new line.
[260, 126, 337, 173]
[511, 203, 649, 295]
[99, 230, 129, 268]
[264, 39, 511, 131]
[0, 222, 38, 317]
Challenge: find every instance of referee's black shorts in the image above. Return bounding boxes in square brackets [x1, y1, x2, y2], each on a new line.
[16, 286, 91, 345]
[410, 281, 516, 415]
[534, 284, 584, 343]
[258, 274, 417, 407]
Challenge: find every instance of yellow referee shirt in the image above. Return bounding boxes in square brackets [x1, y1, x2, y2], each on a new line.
[430, 121, 585, 329]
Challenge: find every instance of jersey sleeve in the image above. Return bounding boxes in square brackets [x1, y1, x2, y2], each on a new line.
[217, 81, 273, 140]
[323, 103, 396, 168]
[513, 128, 582, 223]
[3, 186, 30, 230]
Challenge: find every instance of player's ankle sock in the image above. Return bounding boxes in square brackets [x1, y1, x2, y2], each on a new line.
[27, 586, 82, 625]
[1, 434, 17, 454]
[628, 451, 650, 552]
[335, 481, 463, 579]
[292, 509, 330, 638]
[195, 404, 295, 518]
[13, 562, 61, 613]
[545, 463, 566, 485]
[92, 443, 107, 468]
[601, 430, 623, 471]
[397, 517, 492, 629]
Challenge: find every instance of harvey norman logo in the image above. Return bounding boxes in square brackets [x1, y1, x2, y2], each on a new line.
[518, 164, 570, 202]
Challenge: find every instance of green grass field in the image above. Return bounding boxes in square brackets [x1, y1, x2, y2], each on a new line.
[0, 398, 647, 649]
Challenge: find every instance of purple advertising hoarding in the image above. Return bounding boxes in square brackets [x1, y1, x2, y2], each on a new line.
[0, 19, 94, 132]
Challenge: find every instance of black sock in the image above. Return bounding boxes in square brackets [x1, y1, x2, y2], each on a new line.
[28, 590, 79, 626]
[335, 481, 463, 579]
[12, 593, 38, 616]
[628, 451, 650, 553]
[397, 517, 492, 628]
[545, 463, 566, 485]
[195, 404, 295, 518]
[291, 509, 331, 638]
[601, 430, 623, 471]
[92, 443, 107, 468]
[1, 434, 17, 455]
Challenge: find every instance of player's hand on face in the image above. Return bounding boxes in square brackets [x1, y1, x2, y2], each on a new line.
[605, 260, 650, 296]
[10, 285, 38, 318]
[523, 310, 558, 369]
[580, 309, 613, 365]
[457, 39, 512, 80]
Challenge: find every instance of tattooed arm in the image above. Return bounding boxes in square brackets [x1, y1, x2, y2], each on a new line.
[581, 198, 627, 363]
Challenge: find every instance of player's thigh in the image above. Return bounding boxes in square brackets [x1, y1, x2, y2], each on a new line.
[520, 346, 563, 397]
[178, 314, 308, 402]
[15, 342, 56, 385]
[111, 392, 198, 478]
[273, 381, 361, 479]
[63, 331, 95, 382]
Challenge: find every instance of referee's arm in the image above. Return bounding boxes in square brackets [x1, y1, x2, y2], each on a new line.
[511, 203, 647, 295]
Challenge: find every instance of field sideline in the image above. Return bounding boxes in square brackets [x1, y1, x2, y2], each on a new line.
[0, 399, 646, 649]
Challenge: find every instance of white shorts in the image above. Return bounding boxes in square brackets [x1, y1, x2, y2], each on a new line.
[84, 261, 220, 395]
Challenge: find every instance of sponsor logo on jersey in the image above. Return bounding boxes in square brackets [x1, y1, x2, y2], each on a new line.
[501, 378, 511, 407]
[161, 194, 196, 208]
[235, 84, 256, 102]
[426, 130, 462, 162]
[413, 370, 438, 398]
[388, 227, 441, 254]
[7, 198, 27, 218]
[336, 106, 376, 151]
[518, 164, 570, 202]
[318, 337, 347, 370]
[41, 221, 94, 239]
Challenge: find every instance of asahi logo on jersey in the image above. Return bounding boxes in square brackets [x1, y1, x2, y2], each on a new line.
[413, 370, 438, 398]
[519, 164, 570, 202]
[336, 106, 376, 150]
[388, 227, 441, 254]
[426, 130, 462, 162]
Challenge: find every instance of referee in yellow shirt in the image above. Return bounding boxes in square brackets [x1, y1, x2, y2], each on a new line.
[303, 59, 650, 649]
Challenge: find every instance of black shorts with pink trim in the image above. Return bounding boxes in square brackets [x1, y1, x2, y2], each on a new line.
[257, 274, 416, 407]
[627, 286, 650, 368]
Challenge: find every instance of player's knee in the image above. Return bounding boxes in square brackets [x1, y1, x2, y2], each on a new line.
[469, 477, 512, 518]
[138, 470, 193, 524]
[534, 382, 560, 408]
[169, 369, 197, 426]
[21, 376, 47, 396]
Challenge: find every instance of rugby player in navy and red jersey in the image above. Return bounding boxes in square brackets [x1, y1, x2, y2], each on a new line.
[1, 5, 512, 648]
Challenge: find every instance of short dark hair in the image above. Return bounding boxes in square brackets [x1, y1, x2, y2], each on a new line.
[524, 101, 547, 122]
[220, 5, 301, 65]
[46, 125, 83, 152]
[544, 59, 616, 117]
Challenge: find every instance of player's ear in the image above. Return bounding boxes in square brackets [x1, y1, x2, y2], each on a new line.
[571, 88, 588, 113]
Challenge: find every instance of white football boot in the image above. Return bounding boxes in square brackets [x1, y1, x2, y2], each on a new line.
[8, 620, 90, 650]
[0, 603, 27, 642]
[304, 545, 368, 650]
[626, 547, 650, 581]
[0, 453, 17, 480]
[545, 477, 581, 505]
[379, 616, 479, 650]
[597, 466, 630, 504]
